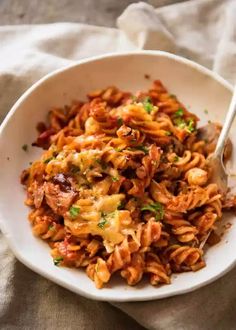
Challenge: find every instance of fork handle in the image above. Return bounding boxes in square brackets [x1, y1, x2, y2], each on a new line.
[214, 86, 236, 158]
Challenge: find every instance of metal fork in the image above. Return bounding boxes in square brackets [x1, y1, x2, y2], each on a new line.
[200, 85, 236, 249]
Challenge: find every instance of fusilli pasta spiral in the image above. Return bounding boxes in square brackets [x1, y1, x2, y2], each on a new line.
[21, 80, 234, 289]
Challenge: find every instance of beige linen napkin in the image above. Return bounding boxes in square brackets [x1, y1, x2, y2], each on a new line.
[1, 0, 236, 329]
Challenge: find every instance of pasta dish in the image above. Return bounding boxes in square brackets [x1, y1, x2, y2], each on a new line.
[20, 80, 233, 289]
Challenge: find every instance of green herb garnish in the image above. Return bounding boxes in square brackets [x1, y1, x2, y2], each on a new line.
[22, 144, 28, 152]
[53, 256, 63, 266]
[175, 108, 184, 117]
[174, 155, 179, 162]
[174, 117, 195, 133]
[97, 219, 107, 229]
[165, 131, 171, 136]
[141, 202, 164, 221]
[97, 211, 116, 229]
[118, 200, 125, 210]
[170, 94, 176, 99]
[69, 206, 80, 218]
[48, 224, 54, 230]
[143, 97, 154, 114]
[133, 145, 149, 154]
[43, 157, 54, 164]
[98, 212, 108, 229]
[114, 147, 123, 152]
[186, 119, 195, 133]
[117, 117, 123, 126]
[111, 176, 119, 182]
[174, 117, 186, 129]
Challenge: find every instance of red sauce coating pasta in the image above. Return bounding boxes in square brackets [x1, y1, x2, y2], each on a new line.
[21, 80, 234, 288]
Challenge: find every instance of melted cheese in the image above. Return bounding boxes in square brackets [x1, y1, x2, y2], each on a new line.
[65, 194, 129, 250]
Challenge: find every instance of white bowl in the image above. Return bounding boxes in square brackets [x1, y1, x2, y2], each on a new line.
[0, 51, 235, 302]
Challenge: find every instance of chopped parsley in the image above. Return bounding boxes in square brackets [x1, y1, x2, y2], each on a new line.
[97, 211, 117, 229]
[97, 219, 107, 229]
[98, 212, 108, 229]
[53, 256, 63, 266]
[69, 206, 80, 218]
[143, 97, 154, 114]
[174, 155, 179, 162]
[118, 200, 125, 210]
[22, 144, 28, 152]
[114, 147, 123, 152]
[174, 117, 186, 129]
[186, 119, 195, 133]
[175, 108, 184, 117]
[43, 157, 54, 164]
[141, 202, 164, 221]
[111, 176, 119, 182]
[170, 94, 176, 99]
[132, 145, 149, 154]
[174, 117, 195, 133]
[48, 224, 54, 230]
[117, 117, 123, 126]
[165, 131, 171, 136]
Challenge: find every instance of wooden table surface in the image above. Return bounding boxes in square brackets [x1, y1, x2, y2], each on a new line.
[0, 0, 187, 27]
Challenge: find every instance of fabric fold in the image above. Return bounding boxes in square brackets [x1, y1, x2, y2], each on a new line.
[118, 0, 236, 83]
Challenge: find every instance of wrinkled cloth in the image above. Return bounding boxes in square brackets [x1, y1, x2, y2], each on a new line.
[1, 0, 236, 329]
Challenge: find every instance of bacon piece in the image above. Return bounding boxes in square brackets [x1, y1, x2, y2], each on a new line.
[32, 128, 55, 149]
[44, 182, 77, 216]
[52, 173, 73, 192]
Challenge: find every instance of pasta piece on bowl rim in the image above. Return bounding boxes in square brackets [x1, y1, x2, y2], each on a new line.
[0, 51, 235, 302]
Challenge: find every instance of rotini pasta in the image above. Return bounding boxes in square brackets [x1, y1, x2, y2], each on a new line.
[21, 80, 235, 289]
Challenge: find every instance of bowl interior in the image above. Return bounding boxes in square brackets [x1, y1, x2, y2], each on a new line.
[0, 52, 235, 301]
